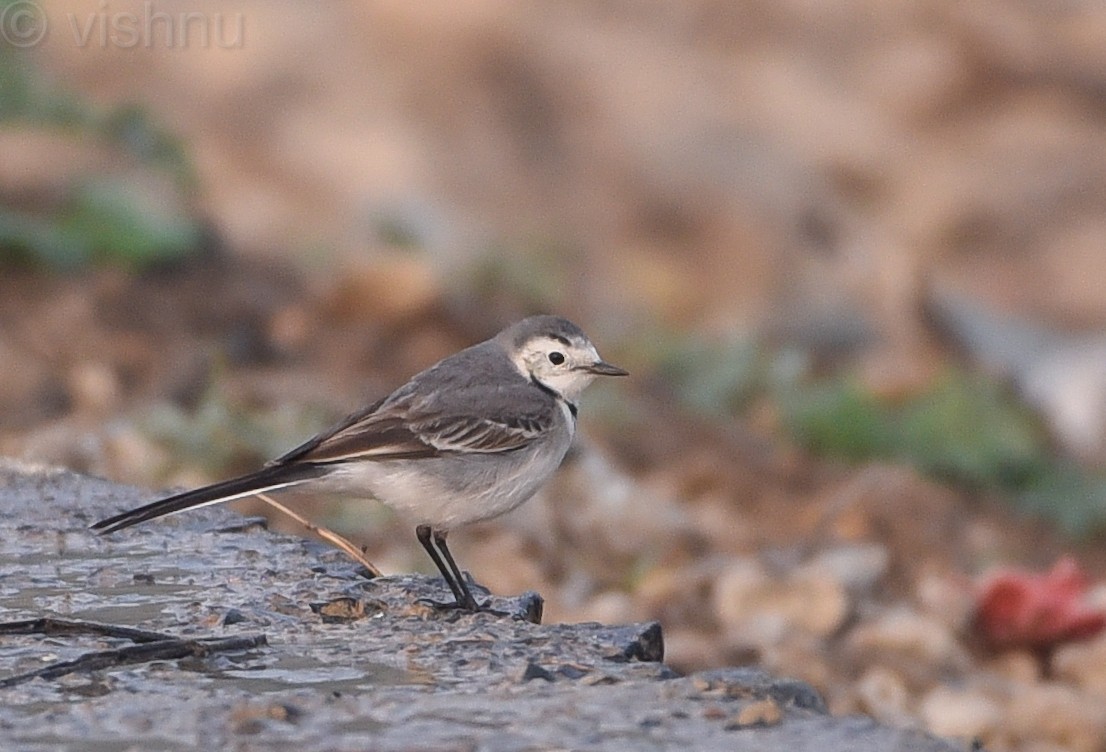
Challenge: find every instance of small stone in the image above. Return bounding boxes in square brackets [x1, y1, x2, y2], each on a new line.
[556, 664, 588, 680]
[551, 450, 691, 558]
[583, 590, 639, 625]
[800, 544, 889, 595]
[690, 675, 713, 693]
[855, 666, 911, 725]
[229, 702, 302, 735]
[713, 558, 849, 645]
[725, 699, 783, 730]
[920, 685, 1002, 740]
[310, 597, 371, 622]
[580, 673, 619, 686]
[222, 608, 248, 626]
[267, 304, 313, 353]
[702, 704, 727, 720]
[846, 607, 969, 676]
[518, 661, 555, 683]
[1053, 634, 1106, 698]
[915, 569, 975, 632]
[265, 703, 303, 723]
[985, 650, 1041, 685]
[663, 627, 723, 672]
[1003, 683, 1106, 752]
[326, 255, 440, 323]
[66, 361, 121, 415]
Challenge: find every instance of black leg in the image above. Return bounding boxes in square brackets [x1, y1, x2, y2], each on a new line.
[415, 524, 475, 610]
[413, 525, 534, 619]
[432, 530, 480, 611]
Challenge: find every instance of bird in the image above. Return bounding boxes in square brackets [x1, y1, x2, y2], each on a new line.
[91, 315, 628, 613]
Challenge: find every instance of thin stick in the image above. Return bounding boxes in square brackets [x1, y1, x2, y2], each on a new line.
[0, 634, 267, 688]
[253, 492, 382, 577]
[0, 618, 171, 643]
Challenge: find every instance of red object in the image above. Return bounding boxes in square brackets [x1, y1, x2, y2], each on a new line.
[974, 556, 1106, 651]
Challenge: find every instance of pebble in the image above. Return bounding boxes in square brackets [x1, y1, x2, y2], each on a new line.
[919, 685, 1001, 741]
[846, 607, 970, 676]
[800, 543, 889, 595]
[1053, 634, 1106, 698]
[554, 449, 691, 557]
[985, 651, 1041, 685]
[66, 362, 121, 415]
[914, 568, 975, 632]
[725, 699, 782, 730]
[324, 255, 441, 323]
[1002, 683, 1106, 752]
[855, 666, 912, 726]
[712, 558, 849, 645]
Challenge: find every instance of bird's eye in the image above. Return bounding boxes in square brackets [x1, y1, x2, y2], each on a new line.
[548, 351, 565, 365]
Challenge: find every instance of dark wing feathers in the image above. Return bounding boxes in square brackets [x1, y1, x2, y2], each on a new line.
[288, 398, 552, 464]
[409, 412, 549, 454]
[270, 344, 558, 466]
[267, 396, 389, 465]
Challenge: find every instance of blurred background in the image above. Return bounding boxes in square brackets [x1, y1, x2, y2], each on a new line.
[3, 1, 1106, 748]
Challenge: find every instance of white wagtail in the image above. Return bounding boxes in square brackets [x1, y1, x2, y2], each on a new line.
[92, 315, 627, 612]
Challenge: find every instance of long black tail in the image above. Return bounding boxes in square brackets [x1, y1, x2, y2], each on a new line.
[91, 463, 324, 535]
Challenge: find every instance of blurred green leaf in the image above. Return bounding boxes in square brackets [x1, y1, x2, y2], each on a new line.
[1015, 464, 1106, 538]
[61, 178, 202, 267]
[0, 43, 200, 269]
[779, 380, 896, 462]
[0, 207, 91, 267]
[100, 104, 194, 184]
[0, 177, 203, 268]
[895, 371, 1046, 488]
[781, 370, 1049, 486]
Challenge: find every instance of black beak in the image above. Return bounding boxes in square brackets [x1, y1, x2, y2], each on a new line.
[582, 360, 629, 377]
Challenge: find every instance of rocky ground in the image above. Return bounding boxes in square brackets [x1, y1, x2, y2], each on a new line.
[0, 459, 962, 752]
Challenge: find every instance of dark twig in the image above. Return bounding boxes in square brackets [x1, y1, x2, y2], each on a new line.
[0, 618, 267, 688]
[0, 617, 177, 643]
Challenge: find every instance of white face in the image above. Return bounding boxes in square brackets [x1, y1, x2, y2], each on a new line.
[513, 335, 603, 402]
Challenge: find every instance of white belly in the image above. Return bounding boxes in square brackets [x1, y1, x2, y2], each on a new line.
[321, 417, 574, 530]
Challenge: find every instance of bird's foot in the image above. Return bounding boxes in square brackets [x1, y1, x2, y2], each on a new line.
[416, 590, 543, 624]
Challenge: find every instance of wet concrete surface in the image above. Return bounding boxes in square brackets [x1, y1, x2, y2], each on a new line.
[0, 458, 962, 751]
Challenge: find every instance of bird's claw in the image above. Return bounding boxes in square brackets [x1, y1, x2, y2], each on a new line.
[416, 590, 543, 624]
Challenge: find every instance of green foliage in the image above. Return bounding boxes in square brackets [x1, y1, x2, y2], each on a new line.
[780, 380, 896, 462]
[1015, 463, 1106, 538]
[0, 42, 84, 124]
[100, 105, 195, 185]
[895, 372, 1044, 488]
[0, 178, 202, 268]
[0, 44, 199, 269]
[642, 320, 1104, 537]
[780, 370, 1049, 489]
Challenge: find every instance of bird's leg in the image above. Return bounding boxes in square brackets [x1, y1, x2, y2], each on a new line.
[413, 526, 535, 619]
[431, 529, 481, 611]
[415, 524, 476, 610]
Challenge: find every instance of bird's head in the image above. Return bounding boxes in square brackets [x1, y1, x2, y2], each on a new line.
[499, 315, 628, 402]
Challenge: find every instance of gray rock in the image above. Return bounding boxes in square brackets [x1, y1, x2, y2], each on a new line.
[0, 458, 962, 751]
